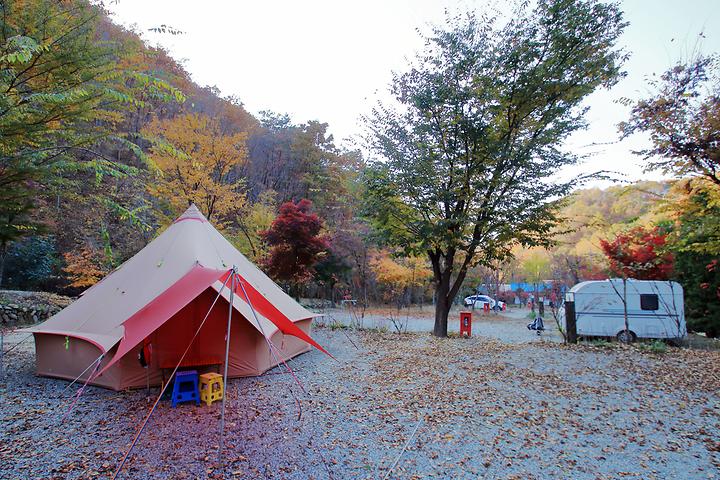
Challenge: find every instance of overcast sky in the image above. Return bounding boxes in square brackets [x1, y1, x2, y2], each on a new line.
[107, 0, 720, 186]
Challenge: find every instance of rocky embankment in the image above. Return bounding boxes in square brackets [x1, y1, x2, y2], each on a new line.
[0, 290, 73, 328]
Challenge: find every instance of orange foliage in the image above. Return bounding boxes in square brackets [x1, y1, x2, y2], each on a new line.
[63, 247, 110, 288]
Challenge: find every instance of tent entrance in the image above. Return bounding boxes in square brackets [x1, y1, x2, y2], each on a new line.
[149, 288, 229, 372]
[137, 287, 267, 379]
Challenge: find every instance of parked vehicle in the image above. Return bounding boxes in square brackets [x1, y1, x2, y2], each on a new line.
[564, 279, 686, 342]
[463, 294, 505, 310]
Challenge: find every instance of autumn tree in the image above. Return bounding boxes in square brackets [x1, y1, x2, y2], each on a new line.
[144, 113, 248, 224]
[229, 190, 277, 263]
[247, 113, 363, 225]
[371, 251, 432, 307]
[261, 199, 330, 294]
[667, 180, 720, 337]
[63, 245, 111, 289]
[620, 55, 720, 187]
[600, 225, 675, 342]
[520, 249, 552, 311]
[364, 1, 626, 336]
[321, 222, 374, 308]
[620, 51, 720, 336]
[599, 226, 674, 280]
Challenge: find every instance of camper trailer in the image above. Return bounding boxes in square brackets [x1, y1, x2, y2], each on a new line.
[564, 279, 686, 342]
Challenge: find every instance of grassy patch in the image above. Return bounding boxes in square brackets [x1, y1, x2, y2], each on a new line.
[329, 321, 350, 331]
[639, 339, 668, 354]
[586, 339, 614, 349]
[358, 325, 389, 333]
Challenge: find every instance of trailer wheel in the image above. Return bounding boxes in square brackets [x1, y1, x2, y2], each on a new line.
[616, 330, 636, 343]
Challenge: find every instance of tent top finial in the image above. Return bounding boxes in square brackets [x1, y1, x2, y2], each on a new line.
[174, 203, 208, 224]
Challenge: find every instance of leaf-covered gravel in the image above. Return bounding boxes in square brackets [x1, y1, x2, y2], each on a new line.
[1, 327, 719, 479]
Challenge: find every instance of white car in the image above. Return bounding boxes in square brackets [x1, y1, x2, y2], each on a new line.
[463, 294, 505, 310]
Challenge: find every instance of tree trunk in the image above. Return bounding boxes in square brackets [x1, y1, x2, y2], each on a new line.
[0, 243, 7, 289]
[433, 274, 452, 337]
[429, 248, 470, 337]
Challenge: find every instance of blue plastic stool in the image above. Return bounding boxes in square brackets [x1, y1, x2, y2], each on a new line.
[171, 370, 200, 408]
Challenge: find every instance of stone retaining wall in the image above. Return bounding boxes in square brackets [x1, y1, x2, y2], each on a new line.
[0, 290, 73, 328]
[0, 303, 62, 328]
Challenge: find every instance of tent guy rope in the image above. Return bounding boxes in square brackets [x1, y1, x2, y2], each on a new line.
[59, 352, 105, 395]
[59, 353, 105, 422]
[236, 276, 305, 422]
[379, 372, 455, 480]
[111, 270, 233, 480]
[237, 277, 308, 395]
[217, 268, 235, 465]
[236, 274, 337, 480]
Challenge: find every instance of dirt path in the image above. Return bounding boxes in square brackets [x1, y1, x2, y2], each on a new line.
[1, 328, 719, 479]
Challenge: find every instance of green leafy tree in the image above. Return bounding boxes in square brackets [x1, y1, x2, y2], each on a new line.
[0, 0, 117, 284]
[669, 180, 720, 337]
[675, 252, 720, 338]
[1, 235, 59, 289]
[364, 1, 626, 336]
[0, 0, 183, 285]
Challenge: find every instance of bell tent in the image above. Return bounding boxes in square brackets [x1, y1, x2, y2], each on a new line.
[23, 204, 326, 390]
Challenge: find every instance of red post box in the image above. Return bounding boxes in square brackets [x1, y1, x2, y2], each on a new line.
[502, 303, 507, 311]
[460, 311, 472, 337]
[483, 302, 490, 313]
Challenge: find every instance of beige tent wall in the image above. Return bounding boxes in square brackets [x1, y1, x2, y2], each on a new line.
[34, 333, 123, 390]
[116, 347, 165, 391]
[254, 319, 313, 374]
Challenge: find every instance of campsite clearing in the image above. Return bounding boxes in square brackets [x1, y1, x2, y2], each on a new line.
[1, 327, 719, 479]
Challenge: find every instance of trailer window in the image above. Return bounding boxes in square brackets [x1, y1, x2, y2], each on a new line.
[640, 294, 659, 311]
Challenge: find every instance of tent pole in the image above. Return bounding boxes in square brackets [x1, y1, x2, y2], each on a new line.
[112, 270, 233, 480]
[218, 268, 235, 465]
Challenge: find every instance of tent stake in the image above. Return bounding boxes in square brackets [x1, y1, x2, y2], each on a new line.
[218, 268, 235, 466]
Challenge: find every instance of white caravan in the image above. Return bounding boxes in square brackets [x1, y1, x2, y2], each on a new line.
[565, 279, 686, 341]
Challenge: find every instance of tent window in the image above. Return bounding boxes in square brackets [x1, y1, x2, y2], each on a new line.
[640, 294, 659, 311]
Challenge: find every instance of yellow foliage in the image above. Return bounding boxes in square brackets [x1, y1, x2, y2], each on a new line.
[518, 248, 551, 283]
[371, 251, 432, 290]
[144, 113, 248, 226]
[227, 190, 277, 263]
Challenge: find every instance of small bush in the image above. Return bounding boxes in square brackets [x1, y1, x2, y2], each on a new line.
[587, 339, 613, 348]
[639, 340, 667, 354]
[358, 325, 389, 333]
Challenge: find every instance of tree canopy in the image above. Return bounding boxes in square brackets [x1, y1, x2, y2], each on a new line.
[620, 55, 720, 187]
[364, 0, 627, 336]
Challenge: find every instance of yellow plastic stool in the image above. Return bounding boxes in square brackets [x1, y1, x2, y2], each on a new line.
[199, 373, 224, 406]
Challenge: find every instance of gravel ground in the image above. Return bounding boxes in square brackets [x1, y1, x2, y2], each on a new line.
[1, 326, 719, 479]
[319, 306, 564, 343]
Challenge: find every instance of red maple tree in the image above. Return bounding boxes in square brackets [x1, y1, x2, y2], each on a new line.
[599, 226, 674, 280]
[261, 199, 330, 286]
